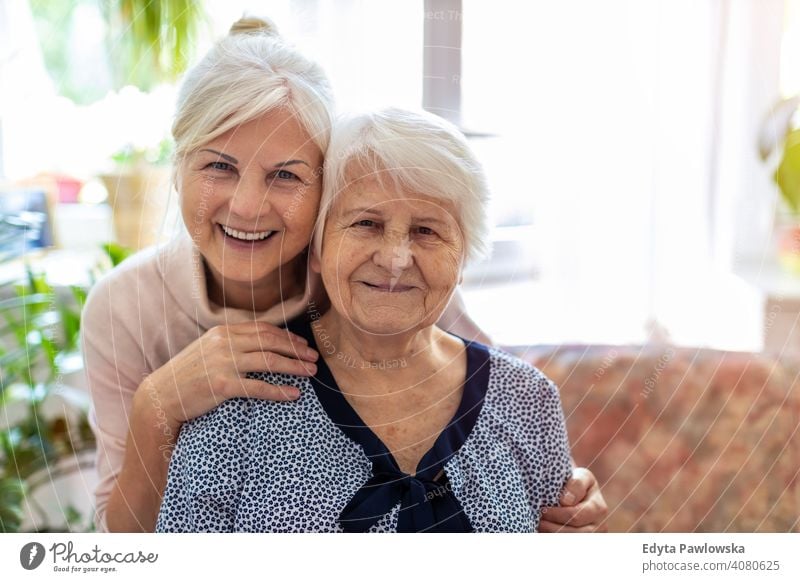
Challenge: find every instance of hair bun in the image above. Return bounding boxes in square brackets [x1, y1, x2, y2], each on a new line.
[229, 16, 279, 37]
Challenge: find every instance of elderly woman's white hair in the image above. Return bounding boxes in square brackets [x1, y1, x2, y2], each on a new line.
[172, 16, 334, 162]
[316, 107, 491, 262]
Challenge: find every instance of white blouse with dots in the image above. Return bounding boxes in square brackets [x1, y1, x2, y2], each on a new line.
[155, 318, 573, 533]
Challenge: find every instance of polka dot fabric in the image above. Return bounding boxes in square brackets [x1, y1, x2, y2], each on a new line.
[446, 351, 573, 531]
[155, 347, 573, 532]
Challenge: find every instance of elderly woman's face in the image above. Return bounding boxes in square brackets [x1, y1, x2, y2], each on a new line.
[314, 176, 465, 334]
[179, 108, 323, 288]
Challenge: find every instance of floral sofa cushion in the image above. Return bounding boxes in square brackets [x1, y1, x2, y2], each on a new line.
[508, 344, 799, 532]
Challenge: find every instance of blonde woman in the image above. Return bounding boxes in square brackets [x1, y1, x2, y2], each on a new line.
[82, 18, 607, 533]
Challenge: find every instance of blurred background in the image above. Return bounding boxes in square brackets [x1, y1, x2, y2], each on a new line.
[0, 0, 798, 532]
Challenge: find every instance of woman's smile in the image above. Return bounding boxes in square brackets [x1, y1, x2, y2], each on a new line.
[219, 224, 277, 241]
[357, 280, 418, 293]
[216, 223, 280, 251]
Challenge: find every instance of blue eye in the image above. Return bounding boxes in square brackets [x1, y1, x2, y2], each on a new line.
[416, 226, 437, 236]
[276, 169, 299, 180]
[353, 219, 377, 228]
[207, 161, 234, 172]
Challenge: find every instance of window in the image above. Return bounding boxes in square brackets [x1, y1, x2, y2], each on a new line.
[455, 0, 781, 348]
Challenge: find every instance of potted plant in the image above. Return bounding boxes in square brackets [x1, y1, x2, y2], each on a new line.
[759, 95, 800, 273]
[100, 138, 176, 250]
[102, 0, 207, 92]
[97, 0, 206, 250]
[28, 1, 205, 249]
[0, 243, 131, 532]
[0, 266, 94, 531]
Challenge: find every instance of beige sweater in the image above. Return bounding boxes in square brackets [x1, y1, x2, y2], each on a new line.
[81, 229, 320, 532]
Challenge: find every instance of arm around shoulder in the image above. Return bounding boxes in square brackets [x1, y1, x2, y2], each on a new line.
[81, 269, 173, 531]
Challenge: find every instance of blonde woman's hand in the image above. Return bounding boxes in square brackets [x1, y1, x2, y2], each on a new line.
[137, 321, 318, 427]
[538, 467, 609, 533]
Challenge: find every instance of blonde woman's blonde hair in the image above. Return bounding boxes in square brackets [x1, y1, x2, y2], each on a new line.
[171, 16, 334, 162]
[316, 108, 491, 263]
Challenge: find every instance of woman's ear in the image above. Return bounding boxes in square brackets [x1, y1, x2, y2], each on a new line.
[172, 163, 182, 195]
[310, 243, 322, 274]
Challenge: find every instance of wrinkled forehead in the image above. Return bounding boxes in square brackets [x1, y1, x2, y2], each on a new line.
[331, 175, 459, 225]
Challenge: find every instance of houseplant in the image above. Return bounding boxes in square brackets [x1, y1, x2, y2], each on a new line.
[99, 0, 205, 250]
[0, 242, 131, 532]
[0, 266, 93, 532]
[31, 1, 205, 249]
[31, 0, 207, 103]
[759, 95, 800, 273]
[102, 0, 207, 91]
[101, 138, 176, 250]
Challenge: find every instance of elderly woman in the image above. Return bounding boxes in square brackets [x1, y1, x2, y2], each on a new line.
[155, 108, 574, 532]
[83, 17, 605, 533]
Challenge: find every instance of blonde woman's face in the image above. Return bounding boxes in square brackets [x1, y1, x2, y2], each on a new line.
[179, 108, 323, 290]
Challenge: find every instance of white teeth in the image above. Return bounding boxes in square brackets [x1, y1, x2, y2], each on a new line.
[220, 225, 275, 241]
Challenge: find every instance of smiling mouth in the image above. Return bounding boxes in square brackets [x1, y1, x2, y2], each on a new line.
[360, 281, 415, 293]
[218, 224, 277, 242]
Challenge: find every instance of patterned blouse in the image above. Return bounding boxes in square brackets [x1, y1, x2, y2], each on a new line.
[156, 318, 573, 532]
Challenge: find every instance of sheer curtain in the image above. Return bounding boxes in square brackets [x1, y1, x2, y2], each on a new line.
[459, 0, 784, 349]
[0, 0, 55, 180]
[206, 0, 785, 349]
[204, 0, 424, 112]
[4, 0, 783, 348]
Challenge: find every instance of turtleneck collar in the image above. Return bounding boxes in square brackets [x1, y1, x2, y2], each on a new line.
[156, 228, 323, 331]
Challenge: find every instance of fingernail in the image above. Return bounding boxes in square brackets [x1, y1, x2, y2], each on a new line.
[306, 363, 318, 375]
[306, 348, 319, 361]
[287, 388, 301, 399]
[562, 491, 576, 505]
[294, 335, 308, 345]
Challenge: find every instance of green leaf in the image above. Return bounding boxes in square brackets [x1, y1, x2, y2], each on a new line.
[40, 335, 59, 376]
[101, 242, 134, 267]
[70, 285, 88, 308]
[9, 425, 56, 480]
[776, 129, 800, 215]
[0, 293, 51, 313]
[105, 0, 206, 91]
[64, 505, 82, 526]
[58, 307, 82, 354]
[0, 347, 34, 378]
[0, 477, 25, 533]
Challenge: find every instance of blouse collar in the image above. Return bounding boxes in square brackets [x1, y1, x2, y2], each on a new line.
[290, 316, 491, 532]
[157, 228, 322, 330]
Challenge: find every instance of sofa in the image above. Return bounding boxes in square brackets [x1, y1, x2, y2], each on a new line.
[509, 343, 799, 532]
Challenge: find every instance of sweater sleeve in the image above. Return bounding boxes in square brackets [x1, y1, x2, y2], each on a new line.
[81, 271, 150, 533]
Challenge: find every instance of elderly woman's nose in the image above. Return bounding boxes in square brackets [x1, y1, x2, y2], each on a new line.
[372, 231, 413, 271]
[228, 178, 271, 219]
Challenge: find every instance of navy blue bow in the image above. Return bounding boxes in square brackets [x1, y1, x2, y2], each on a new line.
[339, 471, 473, 532]
[285, 319, 489, 534]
